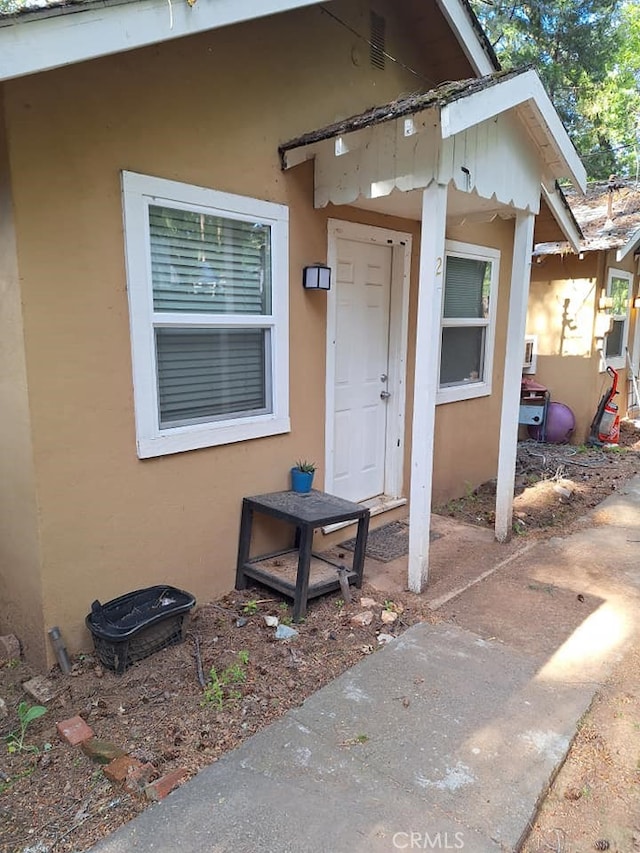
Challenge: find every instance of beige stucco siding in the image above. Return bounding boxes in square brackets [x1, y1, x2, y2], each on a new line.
[2, 2, 485, 661]
[528, 251, 638, 442]
[431, 219, 516, 504]
[0, 88, 45, 662]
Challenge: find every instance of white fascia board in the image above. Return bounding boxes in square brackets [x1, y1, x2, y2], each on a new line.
[0, 0, 323, 82]
[440, 69, 587, 193]
[435, 0, 495, 76]
[541, 185, 582, 253]
[616, 224, 640, 262]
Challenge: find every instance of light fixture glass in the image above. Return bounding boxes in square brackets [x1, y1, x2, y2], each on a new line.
[303, 264, 331, 290]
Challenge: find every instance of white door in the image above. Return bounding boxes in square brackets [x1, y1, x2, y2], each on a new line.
[332, 237, 393, 502]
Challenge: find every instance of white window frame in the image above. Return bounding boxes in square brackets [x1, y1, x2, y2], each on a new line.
[603, 267, 632, 371]
[121, 171, 290, 458]
[436, 240, 500, 405]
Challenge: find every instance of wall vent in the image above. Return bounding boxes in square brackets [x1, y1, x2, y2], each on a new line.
[370, 11, 386, 70]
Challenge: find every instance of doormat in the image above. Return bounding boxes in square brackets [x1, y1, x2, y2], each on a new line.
[340, 520, 442, 563]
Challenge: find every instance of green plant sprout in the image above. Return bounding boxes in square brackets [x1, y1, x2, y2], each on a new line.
[5, 701, 47, 754]
[242, 600, 259, 615]
[294, 459, 316, 473]
[202, 651, 250, 711]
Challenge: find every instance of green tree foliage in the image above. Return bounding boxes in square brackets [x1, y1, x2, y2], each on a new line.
[0, 0, 28, 13]
[471, 0, 639, 179]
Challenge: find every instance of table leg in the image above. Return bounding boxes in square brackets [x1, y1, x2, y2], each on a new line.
[293, 523, 313, 622]
[235, 499, 253, 590]
[352, 512, 370, 588]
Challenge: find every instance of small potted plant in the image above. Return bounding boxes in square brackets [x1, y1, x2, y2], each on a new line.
[290, 460, 316, 493]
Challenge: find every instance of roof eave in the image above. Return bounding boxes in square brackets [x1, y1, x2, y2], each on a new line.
[541, 185, 583, 253]
[435, 0, 497, 77]
[0, 0, 501, 84]
[616, 224, 640, 263]
[0, 0, 324, 82]
[440, 68, 587, 194]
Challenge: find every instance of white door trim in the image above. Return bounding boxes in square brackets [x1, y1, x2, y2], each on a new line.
[633, 257, 640, 375]
[325, 219, 412, 501]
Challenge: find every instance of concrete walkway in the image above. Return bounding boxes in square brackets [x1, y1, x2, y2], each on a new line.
[91, 478, 640, 853]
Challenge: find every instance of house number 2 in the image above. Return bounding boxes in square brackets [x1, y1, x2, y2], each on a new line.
[435, 257, 442, 275]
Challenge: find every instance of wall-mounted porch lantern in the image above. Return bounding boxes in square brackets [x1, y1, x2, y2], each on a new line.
[303, 264, 331, 291]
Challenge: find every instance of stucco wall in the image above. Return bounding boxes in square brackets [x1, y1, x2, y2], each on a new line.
[0, 89, 45, 662]
[430, 218, 516, 504]
[528, 251, 639, 442]
[3, 0, 490, 662]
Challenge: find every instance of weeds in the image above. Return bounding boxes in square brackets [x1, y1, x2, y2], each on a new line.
[463, 481, 477, 501]
[242, 600, 258, 615]
[341, 733, 370, 747]
[527, 582, 555, 595]
[0, 765, 35, 793]
[4, 701, 47, 754]
[202, 651, 250, 711]
[278, 602, 293, 625]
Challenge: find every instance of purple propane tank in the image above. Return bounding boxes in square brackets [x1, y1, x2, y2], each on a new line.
[529, 401, 575, 444]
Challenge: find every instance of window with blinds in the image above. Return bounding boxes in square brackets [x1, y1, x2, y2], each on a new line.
[148, 205, 273, 428]
[155, 328, 269, 428]
[122, 172, 290, 458]
[438, 241, 500, 404]
[604, 270, 631, 364]
[149, 206, 271, 315]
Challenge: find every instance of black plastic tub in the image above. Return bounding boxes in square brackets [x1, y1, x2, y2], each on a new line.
[86, 585, 196, 674]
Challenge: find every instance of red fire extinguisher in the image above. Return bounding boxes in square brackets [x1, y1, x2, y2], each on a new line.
[596, 367, 620, 445]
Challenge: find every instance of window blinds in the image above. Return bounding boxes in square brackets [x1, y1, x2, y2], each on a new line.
[155, 328, 269, 428]
[149, 205, 271, 315]
[443, 256, 489, 319]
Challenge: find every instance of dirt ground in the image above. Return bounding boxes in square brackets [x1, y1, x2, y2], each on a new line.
[1, 423, 640, 853]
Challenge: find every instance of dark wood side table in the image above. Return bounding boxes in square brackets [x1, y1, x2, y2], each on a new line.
[235, 490, 370, 621]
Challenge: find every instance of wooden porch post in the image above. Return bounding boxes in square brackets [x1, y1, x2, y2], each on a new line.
[495, 211, 536, 542]
[408, 181, 447, 592]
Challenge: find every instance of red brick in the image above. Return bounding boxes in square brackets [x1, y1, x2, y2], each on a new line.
[145, 767, 189, 801]
[56, 716, 94, 746]
[104, 754, 144, 784]
[123, 762, 157, 795]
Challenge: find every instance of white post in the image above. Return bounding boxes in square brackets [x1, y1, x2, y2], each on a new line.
[408, 182, 447, 592]
[495, 211, 536, 542]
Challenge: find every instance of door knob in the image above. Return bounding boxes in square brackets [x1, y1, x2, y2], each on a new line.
[380, 390, 391, 399]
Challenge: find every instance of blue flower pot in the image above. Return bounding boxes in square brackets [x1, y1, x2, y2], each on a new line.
[291, 467, 314, 493]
